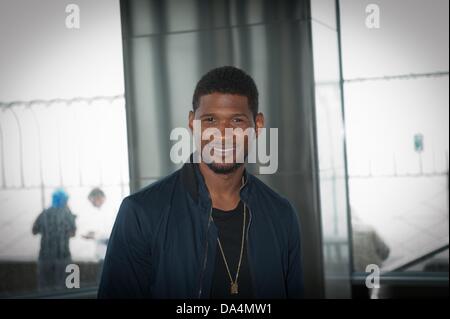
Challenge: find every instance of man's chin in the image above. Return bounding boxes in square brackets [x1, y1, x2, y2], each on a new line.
[206, 162, 243, 175]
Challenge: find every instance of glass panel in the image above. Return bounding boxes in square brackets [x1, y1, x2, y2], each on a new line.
[0, 0, 128, 297]
[345, 77, 449, 273]
[312, 1, 352, 298]
[340, 0, 449, 79]
[0, 99, 129, 297]
[340, 0, 449, 278]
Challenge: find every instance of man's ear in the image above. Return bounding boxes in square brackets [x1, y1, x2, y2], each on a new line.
[189, 111, 194, 132]
[255, 112, 265, 137]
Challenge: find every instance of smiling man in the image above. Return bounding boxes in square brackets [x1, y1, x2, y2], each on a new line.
[98, 66, 303, 299]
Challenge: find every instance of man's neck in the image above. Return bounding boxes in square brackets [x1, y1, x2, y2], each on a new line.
[198, 162, 245, 211]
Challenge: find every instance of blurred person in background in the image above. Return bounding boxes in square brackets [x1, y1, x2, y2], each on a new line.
[82, 187, 111, 282]
[32, 188, 77, 291]
[351, 206, 390, 298]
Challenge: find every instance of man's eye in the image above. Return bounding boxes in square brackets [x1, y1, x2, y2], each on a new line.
[204, 117, 215, 122]
[233, 118, 244, 123]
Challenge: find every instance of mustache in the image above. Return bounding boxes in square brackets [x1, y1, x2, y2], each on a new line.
[205, 139, 249, 147]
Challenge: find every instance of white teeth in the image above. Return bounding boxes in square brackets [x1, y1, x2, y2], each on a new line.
[212, 147, 235, 154]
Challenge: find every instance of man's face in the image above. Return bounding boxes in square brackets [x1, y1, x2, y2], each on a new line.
[189, 93, 264, 174]
[90, 196, 105, 208]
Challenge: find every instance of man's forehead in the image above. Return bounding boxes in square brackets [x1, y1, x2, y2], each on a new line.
[199, 92, 248, 104]
[197, 93, 250, 113]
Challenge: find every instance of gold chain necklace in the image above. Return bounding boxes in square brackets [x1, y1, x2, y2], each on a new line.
[215, 202, 246, 295]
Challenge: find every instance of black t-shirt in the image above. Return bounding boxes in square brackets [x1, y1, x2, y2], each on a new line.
[210, 201, 253, 299]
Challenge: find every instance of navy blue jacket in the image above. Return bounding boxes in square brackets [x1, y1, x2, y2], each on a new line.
[98, 161, 303, 299]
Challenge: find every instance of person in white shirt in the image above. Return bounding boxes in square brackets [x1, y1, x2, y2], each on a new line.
[82, 188, 113, 282]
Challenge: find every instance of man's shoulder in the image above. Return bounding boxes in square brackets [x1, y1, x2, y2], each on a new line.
[110, 169, 184, 236]
[248, 174, 297, 215]
[248, 174, 301, 237]
[121, 168, 182, 214]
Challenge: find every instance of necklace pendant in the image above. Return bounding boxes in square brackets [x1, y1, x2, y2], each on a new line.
[230, 282, 238, 295]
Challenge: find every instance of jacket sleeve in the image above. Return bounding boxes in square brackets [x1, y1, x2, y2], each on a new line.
[97, 197, 153, 298]
[32, 212, 43, 235]
[286, 203, 304, 299]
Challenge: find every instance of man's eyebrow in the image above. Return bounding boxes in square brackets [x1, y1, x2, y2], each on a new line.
[199, 113, 249, 118]
[199, 113, 216, 118]
[230, 113, 249, 118]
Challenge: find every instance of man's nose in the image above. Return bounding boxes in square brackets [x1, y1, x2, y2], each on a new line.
[217, 121, 234, 145]
[218, 121, 229, 138]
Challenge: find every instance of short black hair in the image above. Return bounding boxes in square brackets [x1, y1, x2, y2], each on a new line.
[88, 187, 105, 200]
[192, 66, 259, 118]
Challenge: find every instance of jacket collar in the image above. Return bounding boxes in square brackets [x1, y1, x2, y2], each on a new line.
[180, 153, 252, 206]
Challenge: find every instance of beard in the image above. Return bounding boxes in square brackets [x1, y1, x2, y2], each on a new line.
[206, 161, 243, 174]
[206, 150, 248, 174]
[200, 140, 250, 174]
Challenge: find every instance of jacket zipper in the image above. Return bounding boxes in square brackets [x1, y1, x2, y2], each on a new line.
[244, 202, 256, 298]
[198, 205, 213, 298]
[240, 173, 256, 297]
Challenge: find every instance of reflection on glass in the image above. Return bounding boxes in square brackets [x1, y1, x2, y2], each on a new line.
[341, 0, 449, 280]
[0, 98, 129, 297]
[345, 78, 449, 274]
[351, 206, 390, 273]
